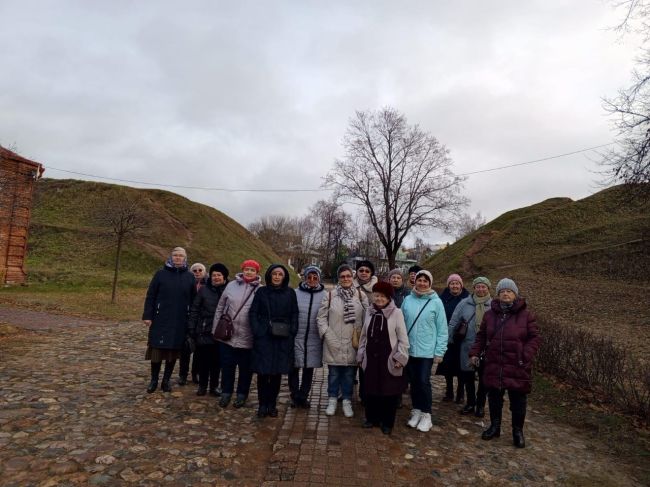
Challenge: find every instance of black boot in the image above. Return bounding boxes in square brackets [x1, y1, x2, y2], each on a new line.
[147, 362, 162, 393]
[161, 360, 175, 392]
[443, 376, 454, 401]
[512, 410, 526, 448]
[481, 420, 501, 440]
[454, 381, 464, 404]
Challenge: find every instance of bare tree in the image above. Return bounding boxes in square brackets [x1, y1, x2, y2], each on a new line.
[309, 199, 351, 275]
[602, 0, 650, 199]
[453, 211, 487, 240]
[96, 194, 148, 303]
[325, 107, 467, 268]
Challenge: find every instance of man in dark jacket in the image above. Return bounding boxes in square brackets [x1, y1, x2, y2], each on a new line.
[469, 278, 541, 448]
[188, 263, 230, 396]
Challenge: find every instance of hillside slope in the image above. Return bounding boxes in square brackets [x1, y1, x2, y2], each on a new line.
[424, 185, 650, 353]
[25, 178, 284, 287]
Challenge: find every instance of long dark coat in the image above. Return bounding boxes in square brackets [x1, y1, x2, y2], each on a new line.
[435, 287, 469, 376]
[188, 280, 228, 346]
[469, 298, 541, 393]
[250, 265, 299, 375]
[142, 265, 196, 350]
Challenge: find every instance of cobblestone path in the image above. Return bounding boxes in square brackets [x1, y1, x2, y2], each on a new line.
[0, 306, 643, 486]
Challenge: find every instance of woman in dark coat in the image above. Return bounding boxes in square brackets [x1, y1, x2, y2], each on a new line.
[188, 263, 230, 396]
[249, 264, 299, 418]
[357, 282, 410, 435]
[142, 247, 196, 393]
[469, 278, 541, 448]
[435, 273, 469, 403]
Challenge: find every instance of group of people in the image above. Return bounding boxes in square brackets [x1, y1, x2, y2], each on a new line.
[142, 247, 540, 447]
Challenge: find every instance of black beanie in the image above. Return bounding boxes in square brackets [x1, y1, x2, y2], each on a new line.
[408, 265, 422, 274]
[355, 260, 375, 276]
[209, 263, 230, 280]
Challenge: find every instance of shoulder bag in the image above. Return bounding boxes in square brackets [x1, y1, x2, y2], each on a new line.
[453, 311, 475, 343]
[267, 294, 290, 338]
[213, 288, 256, 341]
[407, 298, 432, 336]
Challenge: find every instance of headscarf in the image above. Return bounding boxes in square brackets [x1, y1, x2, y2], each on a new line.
[165, 247, 188, 270]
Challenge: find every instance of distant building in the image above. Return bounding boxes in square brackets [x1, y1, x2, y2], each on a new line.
[0, 146, 44, 285]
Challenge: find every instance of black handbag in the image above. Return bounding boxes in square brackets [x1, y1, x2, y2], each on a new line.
[266, 298, 290, 337]
[453, 312, 475, 343]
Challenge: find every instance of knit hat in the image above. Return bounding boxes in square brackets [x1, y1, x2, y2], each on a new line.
[472, 276, 491, 289]
[241, 259, 261, 272]
[209, 263, 229, 280]
[446, 273, 463, 287]
[302, 265, 322, 281]
[372, 281, 394, 299]
[415, 270, 433, 285]
[355, 260, 375, 276]
[496, 278, 519, 296]
[408, 265, 422, 274]
[336, 263, 354, 277]
[190, 263, 206, 273]
[387, 268, 403, 280]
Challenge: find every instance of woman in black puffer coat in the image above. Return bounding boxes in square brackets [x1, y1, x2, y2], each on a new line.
[188, 263, 230, 397]
[142, 247, 196, 394]
[249, 264, 299, 418]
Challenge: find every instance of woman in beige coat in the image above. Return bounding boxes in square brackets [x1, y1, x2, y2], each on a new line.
[317, 264, 368, 418]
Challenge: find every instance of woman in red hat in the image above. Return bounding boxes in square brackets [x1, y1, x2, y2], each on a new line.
[357, 281, 410, 434]
[212, 259, 262, 408]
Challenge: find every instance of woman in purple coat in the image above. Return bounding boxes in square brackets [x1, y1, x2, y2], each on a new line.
[469, 278, 541, 448]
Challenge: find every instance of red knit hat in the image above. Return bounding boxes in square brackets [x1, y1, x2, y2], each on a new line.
[372, 281, 394, 299]
[241, 259, 261, 272]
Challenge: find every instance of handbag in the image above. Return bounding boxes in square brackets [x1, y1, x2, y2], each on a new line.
[213, 288, 256, 341]
[452, 312, 475, 343]
[266, 298, 291, 337]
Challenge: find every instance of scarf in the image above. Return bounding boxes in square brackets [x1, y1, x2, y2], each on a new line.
[165, 256, 188, 270]
[337, 285, 357, 324]
[299, 281, 324, 293]
[473, 293, 491, 331]
[412, 287, 436, 298]
[500, 301, 513, 313]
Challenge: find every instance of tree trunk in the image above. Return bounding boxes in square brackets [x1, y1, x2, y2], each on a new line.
[111, 234, 123, 304]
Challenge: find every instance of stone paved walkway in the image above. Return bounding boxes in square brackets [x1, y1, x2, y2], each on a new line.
[0, 306, 644, 486]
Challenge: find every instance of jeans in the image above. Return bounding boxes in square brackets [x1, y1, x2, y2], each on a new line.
[407, 357, 434, 414]
[327, 365, 355, 400]
[219, 343, 252, 397]
[288, 367, 314, 402]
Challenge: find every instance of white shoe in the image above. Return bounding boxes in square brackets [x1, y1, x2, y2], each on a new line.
[407, 409, 422, 428]
[342, 399, 354, 418]
[325, 397, 337, 416]
[417, 413, 432, 432]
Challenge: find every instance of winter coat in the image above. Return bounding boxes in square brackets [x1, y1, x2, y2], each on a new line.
[448, 294, 492, 372]
[392, 285, 410, 308]
[439, 287, 470, 322]
[435, 287, 470, 376]
[353, 275, 378, 302]
[142, 265, 196, 350]
[249, 265, 299, 375]
[188, 280, 228, 346]
[402, 291, 448, 359]
[294, 282, 326, 369]
[212, 273, 261, 349]
[469, 298, 541, 393]
[317, 286, 368, 365]
[357, 300, 410, 375]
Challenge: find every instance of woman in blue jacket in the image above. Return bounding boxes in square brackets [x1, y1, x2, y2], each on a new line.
[401, 270, 448, 433]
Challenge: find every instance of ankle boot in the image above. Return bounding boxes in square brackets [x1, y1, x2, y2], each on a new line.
[147, 362, 162, 393]
[513, 427, 525, 448]
[481, 420, 501, 440]
[454, 382, 465, 404]
[443, 377, 453, 401]
[161, 361, 175, 392]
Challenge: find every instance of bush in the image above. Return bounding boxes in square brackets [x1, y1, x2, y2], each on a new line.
[536, 317, 650, 420]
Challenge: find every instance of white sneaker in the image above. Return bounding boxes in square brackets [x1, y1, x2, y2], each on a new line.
[417, 413, 432, 432]
[407, 409, 422, 428]
[325, 397, 337, 416]
[342, 399, 354, 418]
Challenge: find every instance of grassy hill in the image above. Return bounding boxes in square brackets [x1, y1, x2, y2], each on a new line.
[423, 185, 650, 354]
[0, 179, 288, 319]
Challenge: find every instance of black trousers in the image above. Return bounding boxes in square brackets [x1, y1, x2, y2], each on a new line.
[487, 388, 527, 428]
[257, 374, 282, 408]
[219, 343, 253, 396]
[288, 367, 314, 402]
[476, 364, 487, 409]
[364, 394, 400, 428]
[179, 346, 198, 379]
[460, 370, 476, 406]
[195, 343, 220, 390]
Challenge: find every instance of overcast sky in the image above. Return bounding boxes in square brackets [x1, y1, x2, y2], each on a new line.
[0, 0, 641, 243]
